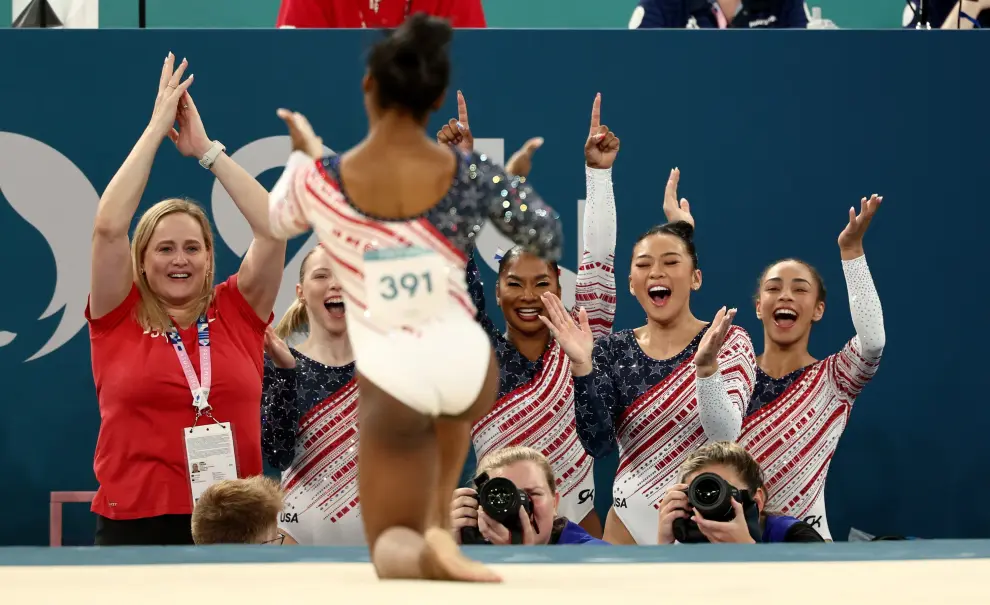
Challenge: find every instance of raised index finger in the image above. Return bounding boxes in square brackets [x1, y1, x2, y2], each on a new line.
[457, 90, 469, 125]
[664, 168, 680, 201]
[590, 93, 601, 131]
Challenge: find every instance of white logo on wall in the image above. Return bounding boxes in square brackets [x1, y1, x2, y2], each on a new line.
[0, 133, 582, 360]
[0, 132, 101, 360]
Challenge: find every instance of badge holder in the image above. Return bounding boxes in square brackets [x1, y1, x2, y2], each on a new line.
[183, 388, 239, 506]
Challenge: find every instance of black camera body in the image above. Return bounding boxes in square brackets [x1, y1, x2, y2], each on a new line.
[671, 472, 762, 543]
[459, 472, 536, 545]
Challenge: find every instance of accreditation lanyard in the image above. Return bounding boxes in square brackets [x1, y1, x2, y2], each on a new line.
[167, 314, 214, 423]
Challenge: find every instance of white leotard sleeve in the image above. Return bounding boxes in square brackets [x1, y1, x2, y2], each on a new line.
[843, 255, 885, 358]
[574, 166, 617, 339]
[695, 326, 757, 442]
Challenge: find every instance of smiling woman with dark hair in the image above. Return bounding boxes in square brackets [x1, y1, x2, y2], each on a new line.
[541, 171, 757, 545]
[739, 195, 886, 541]
[443, 92, 619, 540]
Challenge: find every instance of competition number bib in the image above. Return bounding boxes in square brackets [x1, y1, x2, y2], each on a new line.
[363, 246, 449, 329]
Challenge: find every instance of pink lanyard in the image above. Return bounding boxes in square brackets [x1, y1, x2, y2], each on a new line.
[167, 314, 212, 414]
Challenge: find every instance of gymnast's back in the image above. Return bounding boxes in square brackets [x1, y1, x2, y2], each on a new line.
[269, 144, 562, 414]
[267, 13, 562, 414]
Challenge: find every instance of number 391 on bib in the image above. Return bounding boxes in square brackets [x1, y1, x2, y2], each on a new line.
[362, 246, 450, 329]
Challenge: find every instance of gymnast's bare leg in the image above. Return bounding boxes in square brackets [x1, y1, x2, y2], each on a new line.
[358, 348, 500, 582]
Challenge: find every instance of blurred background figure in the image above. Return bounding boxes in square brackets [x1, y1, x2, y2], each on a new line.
[904, 0, 989, 28]
[629, 0, 810, 28]
[12, 0, 97, 27]
[276, 0, 486, 28]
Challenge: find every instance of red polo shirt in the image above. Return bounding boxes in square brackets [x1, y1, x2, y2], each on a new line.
[86, 275, 270, 520]
[276, 0, 487, 28]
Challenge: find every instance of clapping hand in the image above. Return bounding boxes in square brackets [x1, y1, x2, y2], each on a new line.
[694, 306, 737, 378]
[436, 90, 473, 154]
[149, 53, 194, 143]
[663, 167, 694, 227]
[264, 326, 296, 369]
[837, 194, 881, 260]
[170, 91, 212, 159]
[585, 93, 619, 169]
[538, 292, 594, 374]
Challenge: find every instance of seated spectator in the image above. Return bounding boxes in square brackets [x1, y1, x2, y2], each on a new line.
[450, 446, 607, 545]
[629, 0, 809, 28]
[276, 0, 486, 29]
[191, 476, 286, 544]
[657, 442, 825, 544]
[904, 0, 989, 28]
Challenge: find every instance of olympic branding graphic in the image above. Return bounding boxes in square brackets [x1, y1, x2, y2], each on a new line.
[0, 132, 584, 362]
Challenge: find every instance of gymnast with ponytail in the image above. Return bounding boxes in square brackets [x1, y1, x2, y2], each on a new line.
[261, 245, 361, 545]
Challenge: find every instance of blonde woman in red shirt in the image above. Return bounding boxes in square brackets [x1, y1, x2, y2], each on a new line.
[86, 54, 286, 545]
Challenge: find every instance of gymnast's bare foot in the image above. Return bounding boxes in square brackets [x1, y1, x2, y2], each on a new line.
[422, 527, 503, 583]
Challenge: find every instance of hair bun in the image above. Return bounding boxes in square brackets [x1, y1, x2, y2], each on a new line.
[367, 12, 452, 118]
[665, 220, 695, 243]
[400, 12, 453, 53]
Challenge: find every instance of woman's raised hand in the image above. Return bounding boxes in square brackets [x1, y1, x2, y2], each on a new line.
[663, 168, 694, 227]
[170, 92, 212, 159]
[149, 52, 194, 142]
[539, 292, 594, 372]
[837, 194, 882, 260]
[585, 93, 619, 170]
[436, 90, 474, 155]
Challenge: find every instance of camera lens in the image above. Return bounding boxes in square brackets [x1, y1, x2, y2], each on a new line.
[693, 477, 722, 506]
[479, 477, 520, 519]
[486, 484, 514, 513]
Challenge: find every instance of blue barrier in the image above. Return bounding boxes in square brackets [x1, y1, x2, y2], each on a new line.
[0, 29, 986, 545]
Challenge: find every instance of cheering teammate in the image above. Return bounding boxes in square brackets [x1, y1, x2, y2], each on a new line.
[540, 171, 756, 544]
[437, 92, 618, 537]
[740, 195, 885, 540]
[267, 14, 562, 581]
[261, 246, 361, 545]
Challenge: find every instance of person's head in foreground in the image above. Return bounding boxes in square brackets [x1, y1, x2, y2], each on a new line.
[658, 441, 825, 544]
[192, 476, 285, 545]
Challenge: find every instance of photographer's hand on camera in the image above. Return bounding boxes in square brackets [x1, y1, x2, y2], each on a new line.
[657, 484, 692, 544]
[691, 497, 755, 544]
[450, 487, 480, 544]
[479, 506, 538, 545]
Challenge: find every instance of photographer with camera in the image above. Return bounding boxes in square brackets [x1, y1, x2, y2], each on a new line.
[450, 446, 608, 546]
[658, 442, 824, 544]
